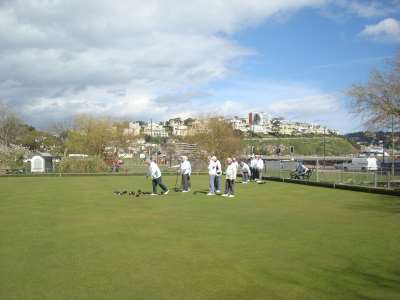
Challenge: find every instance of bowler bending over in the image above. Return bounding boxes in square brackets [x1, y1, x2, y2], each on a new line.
[144, 159, 169, 196]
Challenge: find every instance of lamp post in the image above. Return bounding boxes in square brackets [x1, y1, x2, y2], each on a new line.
[323, 126, 326, 169]
[391, 115, 395, 177]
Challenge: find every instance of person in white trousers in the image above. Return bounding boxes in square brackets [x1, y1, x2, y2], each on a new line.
[214, 157, 222, 193]
[255, 155, 264, 183]
[207, 156, 217, 195]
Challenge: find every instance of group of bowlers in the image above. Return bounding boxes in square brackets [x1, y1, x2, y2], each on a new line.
[144, 154, 265, 197]
[207, 155, 264, 197]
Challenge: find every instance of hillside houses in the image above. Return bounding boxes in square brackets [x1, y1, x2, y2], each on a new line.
[228, 113, 338, 136]
[122, 113, 338, 139]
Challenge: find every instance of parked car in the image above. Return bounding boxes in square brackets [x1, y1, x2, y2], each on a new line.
[335, 157, 378, 171]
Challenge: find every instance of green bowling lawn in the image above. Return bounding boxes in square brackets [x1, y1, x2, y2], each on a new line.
[0, 175, 399, 300]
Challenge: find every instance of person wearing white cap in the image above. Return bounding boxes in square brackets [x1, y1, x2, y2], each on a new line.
[222, 158, 236, 197]
[144, 159, 169, 195]
[207, 156, 217, 195]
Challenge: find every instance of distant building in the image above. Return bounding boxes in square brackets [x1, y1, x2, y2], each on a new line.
[248, 112, 272, 134]
[278, 121, 296, 135]
[124, 122, 142, 136]
[229, 117, 249, 132]
[189, 119, 209, 135]
[143, 122, 169, 137]
[172, 124, 189, 136]
[167, 118, 189, 136]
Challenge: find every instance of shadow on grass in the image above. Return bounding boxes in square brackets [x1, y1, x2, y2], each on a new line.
[344, 201, 400, 214]
[315, 262, 400, 299]
[193, 190, 209, 195]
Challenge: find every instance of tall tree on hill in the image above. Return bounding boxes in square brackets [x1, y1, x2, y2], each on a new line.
[347, 54, 400, 128]
[110, 121, 137, 157]
[66, 115, 113, 156]
[186, 117, 243, 159]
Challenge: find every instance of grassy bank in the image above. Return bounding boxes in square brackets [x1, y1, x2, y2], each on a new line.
[245, 136, 358, 156]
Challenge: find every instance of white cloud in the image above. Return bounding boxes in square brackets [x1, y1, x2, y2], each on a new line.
[205, 81, 347, 131]
[319, 1, 399, 22]
[344, 1, 397, 18]
[0, 0, 331, 127]
[360, 18, 400, 42]
[0, 0, 389, 130]
[267, 94, 340, 116]
[153, 78, 344, 125]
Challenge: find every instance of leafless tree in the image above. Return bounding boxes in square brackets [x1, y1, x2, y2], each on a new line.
[347, 54, 400, 129]
[0, 103, 23, 146]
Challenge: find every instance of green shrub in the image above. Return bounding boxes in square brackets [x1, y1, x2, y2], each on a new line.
[57, 156, 109, 173]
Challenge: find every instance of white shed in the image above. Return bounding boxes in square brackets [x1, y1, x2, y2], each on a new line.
[30, 153, 56, 173]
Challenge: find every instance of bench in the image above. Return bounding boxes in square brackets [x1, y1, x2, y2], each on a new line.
[290, 168, 313, 180]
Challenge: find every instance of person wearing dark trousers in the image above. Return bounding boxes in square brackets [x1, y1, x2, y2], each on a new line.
[172, 156, 192, 192]
[180, 156, 192, 192]
[222, 158, 236, 198]
[240, 161, 251, 183]
[144, 159, 169, 196]
[152, 177, 168, 195]
[250, 155, 257, 181]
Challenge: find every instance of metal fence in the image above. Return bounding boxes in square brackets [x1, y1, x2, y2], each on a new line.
[263, 160, 400, 190]
[0, 158, 209, 176]
[2, 158, 399, 191]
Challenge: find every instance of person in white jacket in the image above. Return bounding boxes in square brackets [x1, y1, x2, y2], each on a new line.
[255, 155, 264, 182]
[240, 161, 251, 183]
[232, 157, 239, 180]
[214, 157, 222, 193]
[180, 156, 191, 192]
[222, 158, 236, 198]
[207, 156, 217, 195]
[144, 159, 169, 195]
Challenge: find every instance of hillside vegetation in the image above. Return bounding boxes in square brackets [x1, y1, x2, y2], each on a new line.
[245, 136, 358, 156]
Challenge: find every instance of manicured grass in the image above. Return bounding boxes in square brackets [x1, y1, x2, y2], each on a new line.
[0, 176, 399, 300]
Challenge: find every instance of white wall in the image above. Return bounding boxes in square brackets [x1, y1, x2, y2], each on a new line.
[31, 156, 45, 173]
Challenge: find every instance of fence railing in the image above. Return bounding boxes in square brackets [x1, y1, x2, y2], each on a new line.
[263, 162, 400, 190]
[2, 160, 399, 191]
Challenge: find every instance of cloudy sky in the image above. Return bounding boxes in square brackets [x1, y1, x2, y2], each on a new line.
[0, 0, 399, 133]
